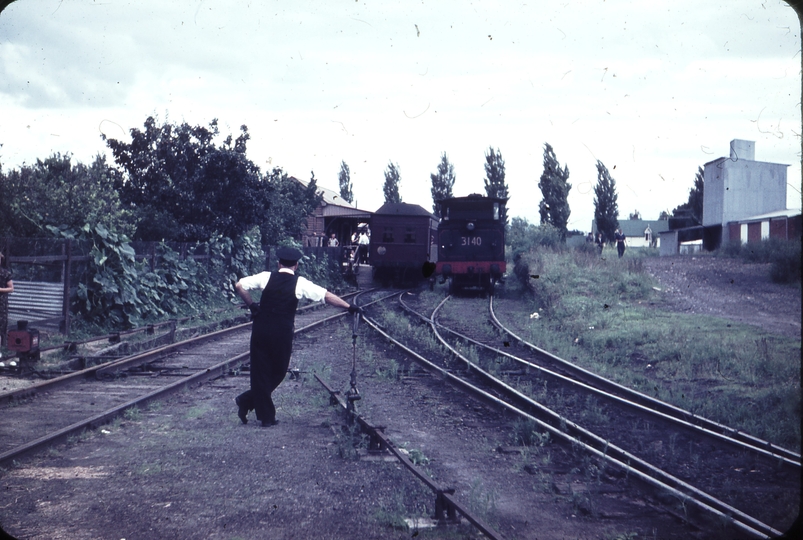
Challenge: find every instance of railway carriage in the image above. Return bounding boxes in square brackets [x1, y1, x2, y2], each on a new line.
[369, 203, 438, 286]
[435, 194, 506, 294]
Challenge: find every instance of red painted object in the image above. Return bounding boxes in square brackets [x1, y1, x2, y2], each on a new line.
[7, 321, 39, 353]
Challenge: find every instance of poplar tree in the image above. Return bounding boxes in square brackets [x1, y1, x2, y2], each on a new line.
[383, 161, 402, 204]
[672, 166, 704, 225]
[538, 143, 572, 240]
[483, 146, 509, 224]
[593, 160, 619, 242]
[338, 160, 353, 204]
[430, 152, 455, 217]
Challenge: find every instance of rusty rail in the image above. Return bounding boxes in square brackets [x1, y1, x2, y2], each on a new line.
[314, 373, 504, 540]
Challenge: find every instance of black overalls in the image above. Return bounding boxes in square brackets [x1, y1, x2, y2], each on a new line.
[237, 271, 299, 423]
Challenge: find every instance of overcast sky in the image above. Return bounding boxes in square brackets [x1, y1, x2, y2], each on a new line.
[1, 0, 800, 232]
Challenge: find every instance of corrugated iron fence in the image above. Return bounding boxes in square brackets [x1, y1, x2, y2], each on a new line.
[0, 237, 210, 335]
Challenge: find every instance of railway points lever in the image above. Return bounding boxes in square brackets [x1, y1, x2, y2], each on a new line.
[347, 310, 362, 412]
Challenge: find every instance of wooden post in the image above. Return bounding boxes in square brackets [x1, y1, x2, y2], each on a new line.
[61, 239, 72, 335]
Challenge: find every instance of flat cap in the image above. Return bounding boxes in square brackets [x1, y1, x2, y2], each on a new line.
[276, 246, 303, 263]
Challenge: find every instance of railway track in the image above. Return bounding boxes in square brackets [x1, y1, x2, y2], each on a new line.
[361, 291, 798, 539]
[0, 291, 370, 466]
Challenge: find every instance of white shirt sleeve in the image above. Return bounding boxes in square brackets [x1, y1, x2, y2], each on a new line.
[239, 271, 327, 303]
[295, 276, 327, 302]
[237, 271, 271, 291]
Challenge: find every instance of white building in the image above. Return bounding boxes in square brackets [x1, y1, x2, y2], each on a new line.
[702, 139, 789, 245]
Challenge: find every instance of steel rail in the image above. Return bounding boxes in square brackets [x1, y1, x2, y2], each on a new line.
[486, 295, 802, 465]
[12, 291, 360, 359]
[400, 293, 800, 467]
[314, 373, 504, 540]
[369, 293, 780, 539]
[0, 290, 375, 465]
[2, 291, 370, 398]
[0, 351, 250, 465]
[0, 323, 250, 403]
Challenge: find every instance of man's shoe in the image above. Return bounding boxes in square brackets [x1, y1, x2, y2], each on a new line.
[261, 419, 279, 427]
[235, 396, 248, 425]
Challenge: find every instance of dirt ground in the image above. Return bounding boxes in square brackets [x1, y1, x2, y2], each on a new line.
[0, 255, 799, 540]
[642, 255, 801, 339]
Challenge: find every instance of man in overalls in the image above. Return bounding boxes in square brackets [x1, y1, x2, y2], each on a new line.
[233, 246, 359, 427]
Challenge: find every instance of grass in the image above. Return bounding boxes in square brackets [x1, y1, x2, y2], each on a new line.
[499, 245, 801, 452]
[330, 422, 368, 460]
[123, 406, 142, 421]
[466, 478, 499, 527]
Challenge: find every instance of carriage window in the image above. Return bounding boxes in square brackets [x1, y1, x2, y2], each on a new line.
[404, 228, 416, 243]
[493, 203, 500, 220]
[383, 227, 394, 242]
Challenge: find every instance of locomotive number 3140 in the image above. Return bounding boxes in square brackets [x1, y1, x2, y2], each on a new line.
[461, 236, 482, 246]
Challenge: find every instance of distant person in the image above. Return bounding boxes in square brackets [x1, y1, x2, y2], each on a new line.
[233, 246, 361, 427]
[327, 233, 339, 247]
[0, 252, 13, 357]
[614, 228, 627, 258]
[586, 232, 594, 244]
[595, 233, 605, 255]
[358, 230, 370, 264]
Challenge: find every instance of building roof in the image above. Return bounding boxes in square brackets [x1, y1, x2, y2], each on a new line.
[702, 156, 790, 168]
[291, 176, 372, 218]
[374, 202, 436, 218]
[732, 208, 802, 223]
[591, 219, 670, 237]
[291, 177, 354, 208]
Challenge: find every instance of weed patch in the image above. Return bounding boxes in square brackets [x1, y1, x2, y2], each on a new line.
[499, 247, 801, 451]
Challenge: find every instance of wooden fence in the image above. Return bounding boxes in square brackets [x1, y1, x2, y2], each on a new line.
[1, 238, 211, 335]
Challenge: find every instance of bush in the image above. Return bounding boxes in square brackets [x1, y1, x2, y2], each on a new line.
[507, 218, 564, 291]
[716, 238, 801, 284]
[206, 229, 265, 302]
[270, 239, 346, 292]
[769, 240, 801, 284]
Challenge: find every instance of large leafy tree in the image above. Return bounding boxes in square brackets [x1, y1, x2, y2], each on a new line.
[538, 143, 572, 239]
[259, 169, 322, 247]
[0, 153, 132, 237]
[430, 152, 455, 218]
[672, 166, 704, 225]
[104, 116, 264, 242]
[593, 160, 619, 242]
[383, 161, 402, 204]
[338, 160, 353, 204]
[483, 146, 509, 224]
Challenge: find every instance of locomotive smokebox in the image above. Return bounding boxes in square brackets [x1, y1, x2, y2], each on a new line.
[8, 320, 40, 356]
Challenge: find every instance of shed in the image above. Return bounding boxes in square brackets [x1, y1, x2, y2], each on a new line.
[294, 178, 372, 248]
[726, 208, 801, 244]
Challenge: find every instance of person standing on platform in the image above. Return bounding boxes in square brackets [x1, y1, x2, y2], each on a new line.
[357, 230, 370, 264]
[233, 246, 360, 427]
[327, 233, 339, 247]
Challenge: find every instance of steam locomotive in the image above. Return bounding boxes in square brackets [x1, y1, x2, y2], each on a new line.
[435, 194, 506, 294]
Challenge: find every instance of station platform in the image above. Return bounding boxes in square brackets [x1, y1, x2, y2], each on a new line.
[354, 264, 374, 289]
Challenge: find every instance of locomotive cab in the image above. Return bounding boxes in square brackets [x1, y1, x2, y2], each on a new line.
[436, 194, 506, 294]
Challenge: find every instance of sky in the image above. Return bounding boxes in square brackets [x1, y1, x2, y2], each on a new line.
[0, 0, 800, 233]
